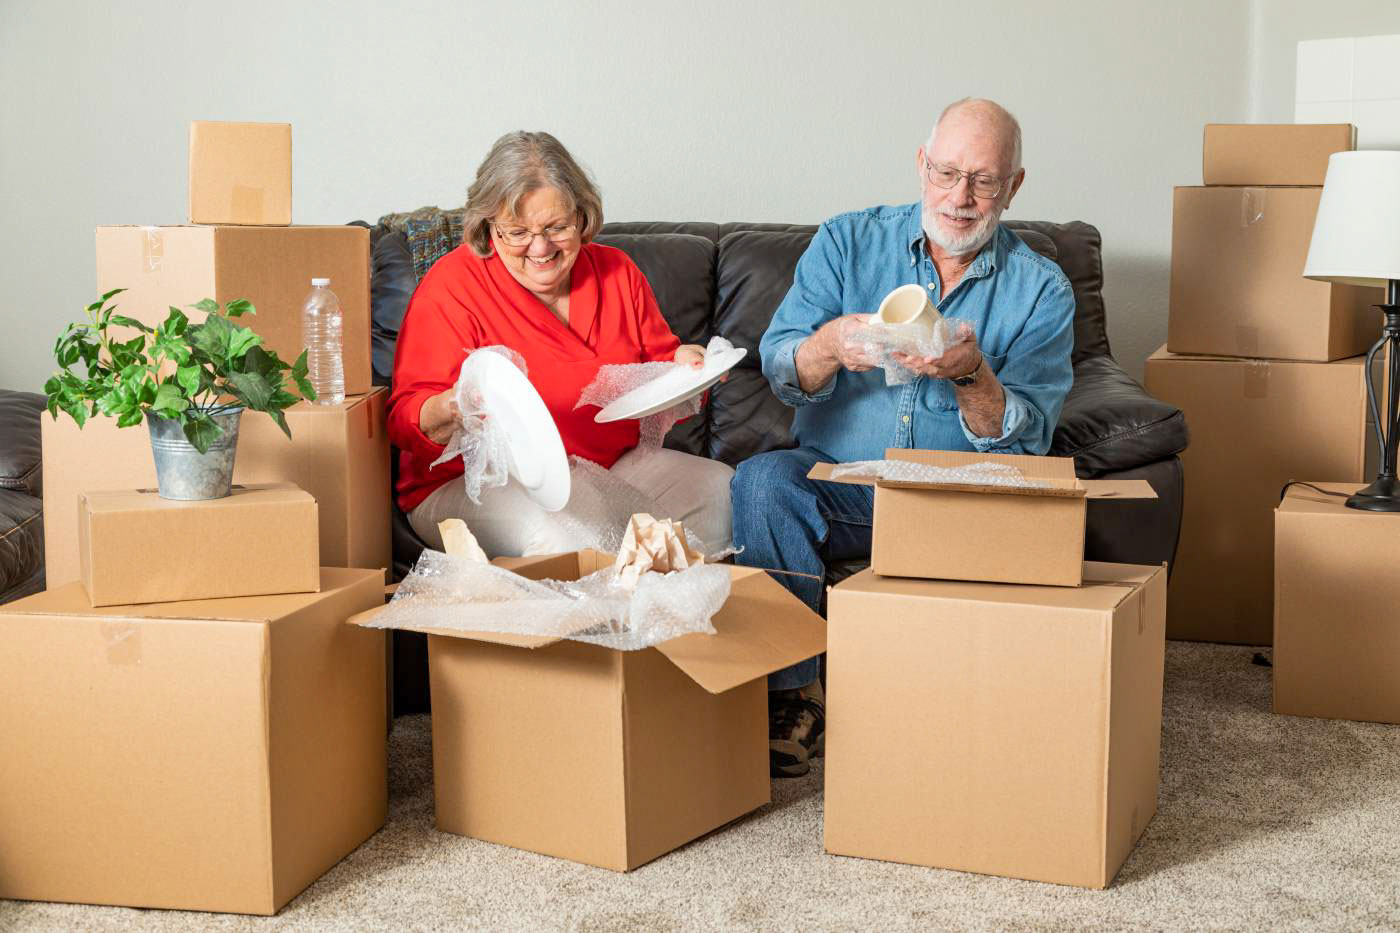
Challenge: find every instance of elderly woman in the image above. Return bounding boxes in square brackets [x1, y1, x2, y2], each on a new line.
[387, 131, 734, 557]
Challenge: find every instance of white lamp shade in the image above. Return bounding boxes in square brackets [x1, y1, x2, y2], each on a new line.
[1304, 150, 1400, 287]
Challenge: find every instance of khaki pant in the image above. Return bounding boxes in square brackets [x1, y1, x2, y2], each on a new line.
[409, 447, 735, 558]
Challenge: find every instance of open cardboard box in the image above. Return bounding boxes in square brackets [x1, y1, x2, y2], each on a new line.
[348, 549, 827, 871]
[0, 568, 387, 915]
[808, 449, 1155, 586]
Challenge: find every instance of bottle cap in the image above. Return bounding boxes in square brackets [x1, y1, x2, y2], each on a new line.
[311, 277, 330, 287]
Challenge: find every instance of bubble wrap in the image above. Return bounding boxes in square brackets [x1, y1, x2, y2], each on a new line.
[575, 336, 734, 448]
[849, 318, 976, 386]
[359, 549, 732, 651]
[829, 458, 1050, 489]
[430, 346, 529, 504]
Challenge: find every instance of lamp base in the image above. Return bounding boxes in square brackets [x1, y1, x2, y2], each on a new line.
[1346, 476, 1400, 512]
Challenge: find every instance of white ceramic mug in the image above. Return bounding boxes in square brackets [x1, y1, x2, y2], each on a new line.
[875, 283, 938, 335]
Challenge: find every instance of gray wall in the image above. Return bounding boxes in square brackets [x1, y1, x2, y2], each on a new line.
[0, 0, 1311, 393]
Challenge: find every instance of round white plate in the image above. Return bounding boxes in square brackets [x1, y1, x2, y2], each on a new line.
[460, 350, 571, 511]
[594, 347, 747, 423]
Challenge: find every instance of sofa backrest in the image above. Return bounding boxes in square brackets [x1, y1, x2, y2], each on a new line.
[368, 215, 1113, 467]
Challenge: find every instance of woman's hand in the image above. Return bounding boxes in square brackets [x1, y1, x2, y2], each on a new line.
[674, 343, 728, 381]
[418, 388, 461, 446]
[674, 344, 706, 368]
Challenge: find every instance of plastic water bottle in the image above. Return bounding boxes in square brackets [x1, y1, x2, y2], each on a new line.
[302, 277, 344, 406]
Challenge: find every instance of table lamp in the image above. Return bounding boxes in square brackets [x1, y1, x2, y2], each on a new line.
[1304, 150, 1400, 512]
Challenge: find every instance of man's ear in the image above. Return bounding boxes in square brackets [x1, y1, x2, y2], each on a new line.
[915, 146, 927, 179]
[1004, 169, 1027, 207]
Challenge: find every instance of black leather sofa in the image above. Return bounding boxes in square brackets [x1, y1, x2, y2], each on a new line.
[366, 215, 1189, 713]
[0, 390, 45, 604]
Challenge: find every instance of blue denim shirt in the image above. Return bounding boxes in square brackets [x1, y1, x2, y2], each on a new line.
[760, 202, 1075, 461]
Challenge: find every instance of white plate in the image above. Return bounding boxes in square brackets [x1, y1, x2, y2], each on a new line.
[594, 347, 747, 423]
[460, 350, 571, 511]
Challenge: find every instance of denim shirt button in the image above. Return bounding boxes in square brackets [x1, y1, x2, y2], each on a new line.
[902, 415, 910, 424]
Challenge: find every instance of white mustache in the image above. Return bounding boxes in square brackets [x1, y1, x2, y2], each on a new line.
[939, 207, 981, 220]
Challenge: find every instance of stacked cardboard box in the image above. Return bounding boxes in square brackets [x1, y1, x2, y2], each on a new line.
[4, 123, 392, 915]
[1273, 483, 1400, 724]
[1145, 123, 1382, 645]
[805, 449, 1167, 888]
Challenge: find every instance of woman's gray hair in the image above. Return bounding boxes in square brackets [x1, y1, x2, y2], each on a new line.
[462, 131, 604, 257]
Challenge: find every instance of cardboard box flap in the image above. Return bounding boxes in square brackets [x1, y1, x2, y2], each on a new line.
[652, 569, 828, 695]
[1079, 479, 1157, 500]
[344, 605, 567, 649]
[808, 450, 1153, 500]
[8, 568, 376, 621]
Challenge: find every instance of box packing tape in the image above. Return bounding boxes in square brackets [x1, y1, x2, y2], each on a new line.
[1235, 325, 1261, 357]
[101, 619, 141, 665]
[1243, 360, 1271, 399]
[1240, 187, 1266, 227]
[231, 185, 265, 223]
[141, 226, 163, 273]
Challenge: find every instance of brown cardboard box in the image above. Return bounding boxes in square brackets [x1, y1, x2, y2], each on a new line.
[1144, 347, 1370, 644]
[1274, 482, 1400, 723]
[1202, 123, 1355, 186]
[43, 389, 390, 588]
[188, 121, 292, 225]
[351, 550, 827, 871]
[1168, 186, 1381, 361]
[807, 449, 1155, 587]
[95, 224, 371, 394]
[824, 562, 1167, 889]
[79, 482, 319, 607]
[0, 568, 386, 915]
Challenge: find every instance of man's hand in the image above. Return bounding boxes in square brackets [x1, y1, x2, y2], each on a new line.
[794, 313, 881, 394]
[419, 388, 461, 446]
[820, 314, 881, 372]
[891, 337, 982, 381]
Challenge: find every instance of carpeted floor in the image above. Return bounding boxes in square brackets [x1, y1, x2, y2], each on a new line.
[5, 642, 1400, 932]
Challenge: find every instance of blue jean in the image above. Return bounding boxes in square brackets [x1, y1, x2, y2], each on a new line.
[730, 447, 875, 691]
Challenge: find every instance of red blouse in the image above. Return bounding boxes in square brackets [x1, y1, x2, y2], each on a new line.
[387, 242, 681, 512]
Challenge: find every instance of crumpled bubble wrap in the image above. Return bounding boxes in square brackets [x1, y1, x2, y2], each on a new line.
[848, 318, 976, 386]
[430, 345, 528, 504]
[576, 336, 735, 448]
[829, 458, 1050, 489]
[360, 514, 732, 651]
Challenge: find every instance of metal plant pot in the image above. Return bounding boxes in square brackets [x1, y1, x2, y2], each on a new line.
[146, 407, 244, 500]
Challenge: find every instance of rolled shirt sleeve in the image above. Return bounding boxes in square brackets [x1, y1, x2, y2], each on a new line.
[957, 280, 1075, 454]
[760, 221, 849, 407]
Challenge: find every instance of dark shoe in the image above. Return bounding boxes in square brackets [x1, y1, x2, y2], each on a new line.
[769, 684, 825, 778]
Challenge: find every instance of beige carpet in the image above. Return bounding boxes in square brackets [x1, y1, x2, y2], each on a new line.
[5, 642, 1400, 932]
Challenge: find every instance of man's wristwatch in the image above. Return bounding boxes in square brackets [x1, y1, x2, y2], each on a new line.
[949, 354, 983, 387]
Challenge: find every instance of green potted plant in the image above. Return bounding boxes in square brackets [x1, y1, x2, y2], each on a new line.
[44, 288, 316, 500]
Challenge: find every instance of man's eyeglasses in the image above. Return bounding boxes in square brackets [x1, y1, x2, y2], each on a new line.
[492, 221, 578, 248]
[923, 160, 1006, 200]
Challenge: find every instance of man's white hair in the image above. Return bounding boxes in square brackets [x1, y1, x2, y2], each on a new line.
[924, 98, 1023, 175]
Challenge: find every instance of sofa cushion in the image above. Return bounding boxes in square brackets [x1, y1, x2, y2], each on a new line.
[1007, 220, 1110, 364]
[370, 230, 415, 386]
[0, 490, 43, 603]
[1050, 354, 1189, 477]
[0, 391, 44, 498]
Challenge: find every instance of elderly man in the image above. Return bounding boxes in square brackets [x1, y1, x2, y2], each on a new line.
[731, 98, 1075, 777]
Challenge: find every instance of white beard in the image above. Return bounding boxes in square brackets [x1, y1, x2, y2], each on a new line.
[922, 201, 1004, 256]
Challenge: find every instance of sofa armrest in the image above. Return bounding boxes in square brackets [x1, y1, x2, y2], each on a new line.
[1050, 355, 1189, 478]
[0, 390, 45, 498]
